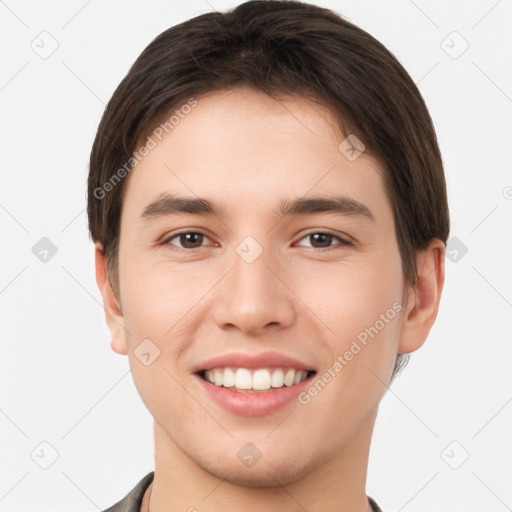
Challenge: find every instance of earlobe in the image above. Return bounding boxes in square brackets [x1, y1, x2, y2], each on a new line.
[397, 238, 446, 354]
[94, 242, 129, 356]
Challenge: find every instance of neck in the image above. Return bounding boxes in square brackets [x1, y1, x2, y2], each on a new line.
[147, 409, 377, 512]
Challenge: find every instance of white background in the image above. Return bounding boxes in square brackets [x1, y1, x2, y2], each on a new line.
[1, 0, 511, 510]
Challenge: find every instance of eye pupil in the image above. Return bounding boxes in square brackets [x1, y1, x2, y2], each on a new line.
[311, 233, 332, 248]
[181, 233, 203, 248]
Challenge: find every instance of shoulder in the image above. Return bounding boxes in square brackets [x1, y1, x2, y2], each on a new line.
[101, 471, 154, 512]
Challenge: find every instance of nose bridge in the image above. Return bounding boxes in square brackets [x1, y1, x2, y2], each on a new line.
[212, 235, 295, 333]
[233, 241, 275, 302]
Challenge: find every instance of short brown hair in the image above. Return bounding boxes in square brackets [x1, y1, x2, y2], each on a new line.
[87, 0, 449, 381]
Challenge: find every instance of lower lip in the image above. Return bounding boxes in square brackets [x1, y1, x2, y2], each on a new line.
[194, 373, 315, 417]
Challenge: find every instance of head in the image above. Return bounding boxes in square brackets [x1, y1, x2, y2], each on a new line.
[88, 0, 448, 486]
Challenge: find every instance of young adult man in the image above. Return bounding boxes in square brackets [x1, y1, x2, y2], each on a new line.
[88, 2, 449, 511]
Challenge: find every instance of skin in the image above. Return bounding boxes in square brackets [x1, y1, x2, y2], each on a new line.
[95, 85, 445, 512]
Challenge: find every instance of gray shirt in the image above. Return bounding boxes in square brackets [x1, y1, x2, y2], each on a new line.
[102, 471, 384, 512]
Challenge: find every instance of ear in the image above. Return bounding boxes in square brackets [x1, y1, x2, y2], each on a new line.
[397, 238, 446, 354]
[94, 242, 128, 355]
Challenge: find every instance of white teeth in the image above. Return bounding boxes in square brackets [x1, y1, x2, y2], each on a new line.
[252, 369, 271, 390]
[294, 370, 308, 385]
[234, 368, 252, 389]
[284, 369, 295, 387]
[202, 367, 311, 390]
[214, 368, 223, 386]
[223, 368, 235, 388]
[271, 369, 284, 388]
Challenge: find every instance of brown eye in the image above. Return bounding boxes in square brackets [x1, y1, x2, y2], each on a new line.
[296, 231, 351, 251]
[164, 231, 210, 250]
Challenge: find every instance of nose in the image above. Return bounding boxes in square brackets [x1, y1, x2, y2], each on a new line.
[211, 244, 296, 336]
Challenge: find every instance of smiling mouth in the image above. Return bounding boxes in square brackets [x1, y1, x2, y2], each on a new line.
[197, 368, 317, 394]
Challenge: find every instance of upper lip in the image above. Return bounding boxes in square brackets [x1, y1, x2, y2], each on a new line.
[192, 351, 316, 373]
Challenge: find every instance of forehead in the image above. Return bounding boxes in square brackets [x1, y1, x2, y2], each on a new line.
[122, 86, 392, 226]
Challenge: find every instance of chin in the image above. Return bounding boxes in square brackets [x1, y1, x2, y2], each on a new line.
[199, 452, 315, 488]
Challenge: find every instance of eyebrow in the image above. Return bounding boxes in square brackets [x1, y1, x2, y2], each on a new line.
[140, 193, 375, 222]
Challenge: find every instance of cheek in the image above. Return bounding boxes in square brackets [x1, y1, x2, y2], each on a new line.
[120, 260, 200, 422]
[119, 253, 210, 337]
[301, 265, 402, 429]
[296, 253, 402, 337]
[297, 247, 403, 389]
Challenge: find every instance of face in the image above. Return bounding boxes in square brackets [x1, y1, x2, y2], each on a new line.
[100, 86, 429, 487]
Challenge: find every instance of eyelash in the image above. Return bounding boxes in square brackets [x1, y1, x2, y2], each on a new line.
[159, 230, 352, 253]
